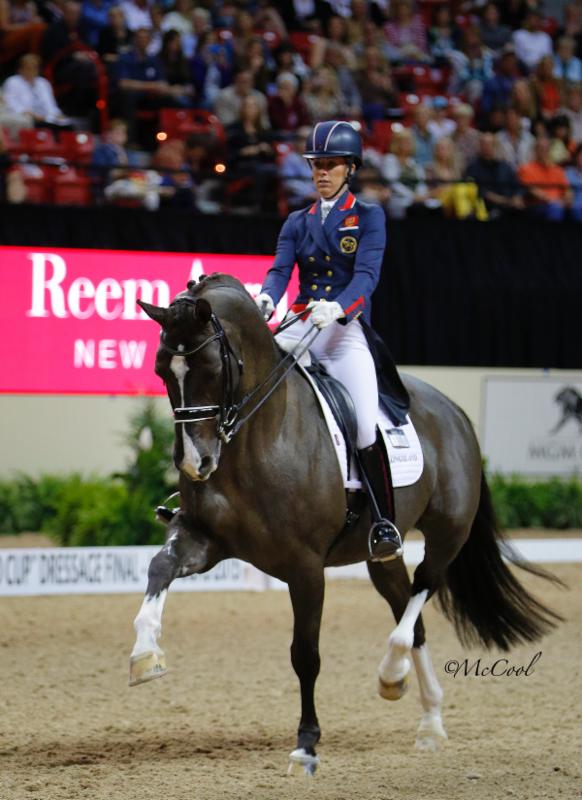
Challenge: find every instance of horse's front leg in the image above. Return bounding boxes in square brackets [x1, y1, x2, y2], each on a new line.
[129, 512, 213, 686]
[287, 565, 325, 776]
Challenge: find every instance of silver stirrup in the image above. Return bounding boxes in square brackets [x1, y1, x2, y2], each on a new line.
[368, 520, 403, 562]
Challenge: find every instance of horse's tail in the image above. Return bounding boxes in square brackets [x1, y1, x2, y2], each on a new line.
[437, 471, 565, 652]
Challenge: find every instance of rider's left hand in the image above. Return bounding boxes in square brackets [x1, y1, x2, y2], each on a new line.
[307, 300, 345, 329]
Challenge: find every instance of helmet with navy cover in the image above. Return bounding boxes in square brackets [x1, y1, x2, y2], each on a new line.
[304, 120, 363, 167]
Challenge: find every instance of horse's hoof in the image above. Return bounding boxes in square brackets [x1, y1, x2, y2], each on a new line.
[287, 748, 320, 777]
[415, 713, 448, 751]
[378, 672, 410, 701]
[128, 651, 167, 686]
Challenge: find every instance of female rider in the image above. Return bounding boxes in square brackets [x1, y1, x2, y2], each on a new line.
[255, 120, 407, 561]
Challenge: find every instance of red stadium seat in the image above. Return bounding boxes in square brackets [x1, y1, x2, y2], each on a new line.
[158, 109, 225, 145]
[59, 131, 95, 164]
[14, 128, 63, 159]
[53, 165, 92, 205]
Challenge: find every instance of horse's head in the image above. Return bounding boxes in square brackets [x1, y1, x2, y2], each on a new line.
[138, 277, 252, 481]
[555, 386, 581, 413]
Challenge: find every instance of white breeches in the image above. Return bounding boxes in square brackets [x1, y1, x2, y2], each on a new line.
[276, 318, 378, 449]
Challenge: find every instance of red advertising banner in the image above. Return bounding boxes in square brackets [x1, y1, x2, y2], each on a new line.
[0, 246, 294, 395]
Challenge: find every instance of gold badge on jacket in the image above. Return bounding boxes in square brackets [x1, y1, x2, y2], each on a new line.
[340, 236, 357, 254]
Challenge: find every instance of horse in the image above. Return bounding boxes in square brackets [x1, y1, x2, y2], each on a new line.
[552, 387, 582, 433]
[128, 273, 562, 774]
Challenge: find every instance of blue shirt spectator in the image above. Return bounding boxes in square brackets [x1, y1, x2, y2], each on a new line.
[81, 0, 117, 47]
[553, 36, 582, 82]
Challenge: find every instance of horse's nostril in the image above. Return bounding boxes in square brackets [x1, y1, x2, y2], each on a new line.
[200, 455, 212, 472]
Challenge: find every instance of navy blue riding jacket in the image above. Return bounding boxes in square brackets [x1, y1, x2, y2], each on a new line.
[261, 189, 387, 324]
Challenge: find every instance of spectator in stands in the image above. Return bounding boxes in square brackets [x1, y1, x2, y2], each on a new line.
[272, 39, 310, 82]
[231, 8, 260, 68]
[452, 102, 480, 172]
[426, 136, 461, 207]
[559, 82, 582, 143]
[518, 135, 572, 220]
[0, 85, 33, 135]
[556, 3, 582, 59]
[145, 3, 163, 56]
[480, 45, 520, 120]
[548, 113, 574, 164]
[277, 126, 318, 211]
[449, 26, 494, 104]
[151, 137, 195, 208]
[41, 0, 97, 116]
[190, 31, 233, 109]
[226, 93, 276, 211]
[565, 142, 582, 220]
[322, 42, 362, 120]
[183, 130, 223, 212]
[214, 68, 269, 129]
[378, 126, 428, 219]
[161, 0, 192, 38]
[302, 66, 343, 122]
[464, 131, 524, 216]
[0, 0, 47, 65]
[0, 125, 26, 202]
[553, 35, 582, 83]
[354, 17, 400, 64]
[355, 45, 400, 126]
[383, 0, 429, 64]
[495, 105, 535, 167]
[510, 77, 537, 123]
[411, 102, 435, 166]
[530, 55, 561, 117]
[346, 0, 370, 47]
[277, 0, 332, 34]
[80, 0, 116, 48]
[311, 14, 357, 70]
[97, 4, 131, 62]
[237, 36, 273, 95]
[512, 10, 553, 72]
[159, 28, 194, 103]
[479, 2, 512, 54]
[115, 27, 184, 141]
[428, 5, 460, 65]
[427, 96, 456, 141]
[92, 117, 132, 169]
[120, 0, 151, 33]
[2, 52, 72, 128]
[353, 162, 391, 207]
[266, 71, 309, 132]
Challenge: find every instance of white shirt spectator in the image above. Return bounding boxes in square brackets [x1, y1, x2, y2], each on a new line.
[495, 128, 535, 168]
[427, 118, 456, 141]
[512, 28, 552, 70]
[121, 0, 152, 32]
[2, 74, 64, 123]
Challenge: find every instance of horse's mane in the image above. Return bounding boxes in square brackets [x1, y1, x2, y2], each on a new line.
[191, 273, 249, 298]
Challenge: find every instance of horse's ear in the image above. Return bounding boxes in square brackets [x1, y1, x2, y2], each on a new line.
[137, 299, 169, 327]
[196, 298, 212, 324]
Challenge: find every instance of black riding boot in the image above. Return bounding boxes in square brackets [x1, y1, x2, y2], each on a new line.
[358, 438, 403, 561]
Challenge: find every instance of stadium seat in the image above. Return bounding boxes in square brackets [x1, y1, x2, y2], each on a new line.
[288, 31, 318, 63]
[59, 131, 95, 164]
[13, 128, 63, 159]
[18, 165, 53, 203]
[158, 109, 226, 145]
[53, 165, 92, 205]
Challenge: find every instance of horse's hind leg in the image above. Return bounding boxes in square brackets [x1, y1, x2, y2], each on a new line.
[367, 559, 447, 751]
[129, 513, 213, 686]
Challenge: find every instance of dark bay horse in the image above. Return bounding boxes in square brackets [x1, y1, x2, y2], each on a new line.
[129, 274, 561, 773]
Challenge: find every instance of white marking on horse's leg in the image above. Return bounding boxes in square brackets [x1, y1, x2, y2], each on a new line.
[412, 644, 448, 751]
[131, 590, 168, 657]
[170, 355, 202, 478]
[379, 589, 428, 683]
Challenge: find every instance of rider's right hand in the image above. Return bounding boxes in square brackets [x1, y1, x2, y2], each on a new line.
[255, 293, 275, 321]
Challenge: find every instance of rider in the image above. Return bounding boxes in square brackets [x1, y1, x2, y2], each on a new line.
[255, 120, 406, 561]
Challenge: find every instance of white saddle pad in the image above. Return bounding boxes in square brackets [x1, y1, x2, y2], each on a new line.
[298, 365, 423, 490]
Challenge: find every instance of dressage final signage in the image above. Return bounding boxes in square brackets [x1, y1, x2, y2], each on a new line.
[0, 246, 296, 394]
[482, 376, 582, 476]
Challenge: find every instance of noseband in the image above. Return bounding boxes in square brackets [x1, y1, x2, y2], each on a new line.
[159, 295, 319, 444]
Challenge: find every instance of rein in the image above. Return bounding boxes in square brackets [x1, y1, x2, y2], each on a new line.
[160, 297, 319, 443]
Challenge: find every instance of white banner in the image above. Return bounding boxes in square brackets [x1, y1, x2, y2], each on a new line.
[482, 375, 582, 475]
[1, 540, 580, 597]
[0, 547, 268, 597]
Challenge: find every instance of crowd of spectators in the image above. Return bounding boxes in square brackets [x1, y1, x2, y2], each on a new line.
[1, 0, 582, 219]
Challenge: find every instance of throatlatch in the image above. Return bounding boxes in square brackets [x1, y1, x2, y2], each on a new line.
[357, 433, 403, 561]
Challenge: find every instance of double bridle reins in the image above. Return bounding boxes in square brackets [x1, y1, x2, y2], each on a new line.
[160, 297, 319, 444]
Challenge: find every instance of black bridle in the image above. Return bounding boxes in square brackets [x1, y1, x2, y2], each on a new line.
[160, 297, 319, 444]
